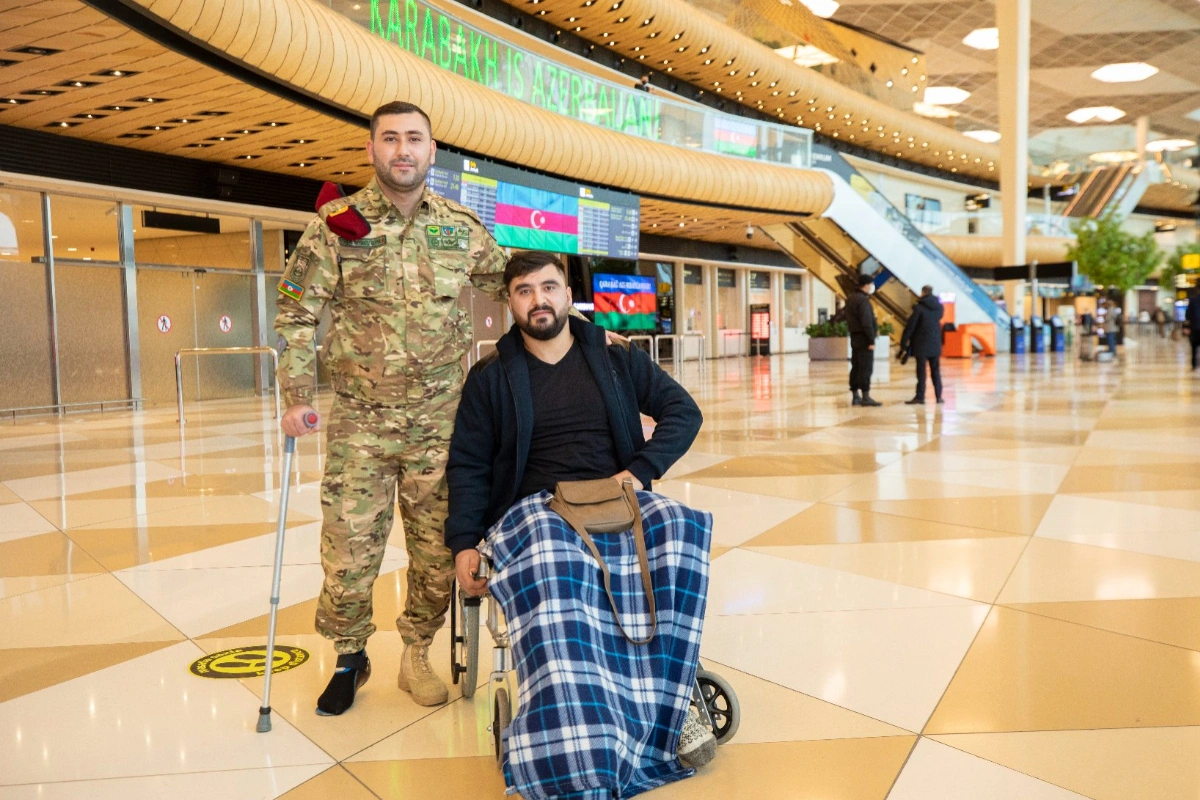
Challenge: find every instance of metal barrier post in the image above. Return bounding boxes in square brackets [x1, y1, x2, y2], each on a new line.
[176, 346, 281, 425]
[682, 333, 706, 377]
[469, 339, 499, 369]
[628, 335, 655, 363]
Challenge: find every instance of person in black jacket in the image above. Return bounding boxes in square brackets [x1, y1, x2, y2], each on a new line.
[900, 286, 944, 404]
[845, 273, 881, 406]
[1187, 289, 1200, 370]
[445, 250, 703, 582]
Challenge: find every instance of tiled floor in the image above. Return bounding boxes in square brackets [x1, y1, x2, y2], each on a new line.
[2, 334, 1199, 799]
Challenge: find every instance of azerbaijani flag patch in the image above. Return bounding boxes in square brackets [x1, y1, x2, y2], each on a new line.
[277, 278, 305, 301]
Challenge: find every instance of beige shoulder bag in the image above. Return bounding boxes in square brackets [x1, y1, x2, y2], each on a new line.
[548, 477, 657, 645]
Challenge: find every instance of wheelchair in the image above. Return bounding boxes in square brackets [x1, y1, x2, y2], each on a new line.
[449, 560, 741, 765]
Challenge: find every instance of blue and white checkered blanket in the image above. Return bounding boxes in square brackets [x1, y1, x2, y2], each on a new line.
[480, 491, 712, 800]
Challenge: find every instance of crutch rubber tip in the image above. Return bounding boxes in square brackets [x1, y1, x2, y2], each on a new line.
[256, 708, 272, 733]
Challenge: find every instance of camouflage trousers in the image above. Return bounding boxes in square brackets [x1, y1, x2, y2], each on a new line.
[315, 388, 460, 654]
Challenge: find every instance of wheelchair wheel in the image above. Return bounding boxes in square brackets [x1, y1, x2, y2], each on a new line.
[493, 687, 511, 766]
[695, 669, 740, 744]
[458, 595, 480, 699]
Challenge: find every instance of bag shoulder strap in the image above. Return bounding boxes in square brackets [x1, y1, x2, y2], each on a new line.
[549, 481, 657, 645]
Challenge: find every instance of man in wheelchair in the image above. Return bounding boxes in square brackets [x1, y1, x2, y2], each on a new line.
[446, 250, 715, 798]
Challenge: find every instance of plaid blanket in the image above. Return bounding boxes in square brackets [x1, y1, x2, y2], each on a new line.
[480, 491, 712, 800]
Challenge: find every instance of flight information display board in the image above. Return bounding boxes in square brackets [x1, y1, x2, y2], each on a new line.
[428, 157, 639, 259]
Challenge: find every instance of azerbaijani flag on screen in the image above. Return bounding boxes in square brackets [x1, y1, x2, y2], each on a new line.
[494, 183, 579, 252]
[593, 273, 657, 331]
[712, 118, 758, 158]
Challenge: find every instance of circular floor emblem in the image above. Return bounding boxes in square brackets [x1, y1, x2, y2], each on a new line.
[156, 314, 172, 334]
[218, 314, 232, 333]
[189, 646, 309, 679]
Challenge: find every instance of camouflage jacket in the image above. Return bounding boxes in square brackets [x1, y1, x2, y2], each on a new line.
[274, 179, 507, 407]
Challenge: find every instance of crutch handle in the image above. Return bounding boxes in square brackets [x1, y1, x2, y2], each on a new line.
[303, 411, 319, 428]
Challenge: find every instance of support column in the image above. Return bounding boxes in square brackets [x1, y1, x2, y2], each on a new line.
[249, 219, 270, 394]
[1135, 116, 1149, 160]
[997, 0, 1030, 269]
[40, 192, 62, 408]
[117, 202, 142, 405]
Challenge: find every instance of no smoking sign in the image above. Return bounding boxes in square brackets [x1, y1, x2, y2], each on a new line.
[219, 315, 233, 333]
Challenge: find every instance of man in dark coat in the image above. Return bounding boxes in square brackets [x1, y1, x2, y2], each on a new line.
[845, 273, 881, 406]
[1187, 289, 1200, 371]
[900, 286, 944, 404]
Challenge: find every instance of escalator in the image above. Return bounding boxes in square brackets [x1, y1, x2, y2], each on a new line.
[1063, 161, 1160, 219]
[760, 144, 1012, 349]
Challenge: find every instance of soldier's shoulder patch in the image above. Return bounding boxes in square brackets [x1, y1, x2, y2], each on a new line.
[277, 278, 304, 302]
[286, 247, 318, 284]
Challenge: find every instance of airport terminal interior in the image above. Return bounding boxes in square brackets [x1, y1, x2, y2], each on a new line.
[2, 0, 1200, 797]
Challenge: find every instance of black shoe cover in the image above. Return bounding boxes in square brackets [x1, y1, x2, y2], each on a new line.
[316, 651, 371, 716]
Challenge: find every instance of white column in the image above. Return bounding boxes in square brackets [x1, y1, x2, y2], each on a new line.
[1135, 116, 1149, 160]
[997, 0, 1030, 268]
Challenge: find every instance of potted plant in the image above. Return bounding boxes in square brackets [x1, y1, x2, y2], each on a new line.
[805, 320, 850, 360]
[875, 321, 894, 359]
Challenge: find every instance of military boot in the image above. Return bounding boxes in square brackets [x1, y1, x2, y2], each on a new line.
[397, 641, 449, 706]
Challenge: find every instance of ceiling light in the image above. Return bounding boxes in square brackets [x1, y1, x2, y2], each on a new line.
[773, 44, 837, 67]
[1091, 62, 1158, 83]
[1145, 138, 1195, 152]
[798, 0, 839, 17]
[912, 102, 959, 119]
[962, 27, 998, 50]
[963, 130, 1000, 143]
[1066, 106, 1124, 123]
[923, 86, 970, 105]
[1089, 150, 1137, 164]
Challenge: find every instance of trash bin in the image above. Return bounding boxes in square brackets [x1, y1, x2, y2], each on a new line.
[1010, 318, 1026, 354]
[1030, 317, 1045, 353]
[1049, 316, 1065, 352]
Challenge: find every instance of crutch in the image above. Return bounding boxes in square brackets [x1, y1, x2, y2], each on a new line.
[257, 410, 318, 733]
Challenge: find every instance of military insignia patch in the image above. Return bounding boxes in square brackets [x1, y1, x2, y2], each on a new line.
[277, 278, 304, 301]
[441, 225, 455, 236]
[457, 237, 469, 250]
[342, 236, 385, 248]
[426, 225, 441, 236]
[429, 225, 472, 250]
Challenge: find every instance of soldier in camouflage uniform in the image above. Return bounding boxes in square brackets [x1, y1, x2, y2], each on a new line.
[275, 101, 507, 715]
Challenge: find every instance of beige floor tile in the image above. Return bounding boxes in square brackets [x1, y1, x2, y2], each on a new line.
[280, 766, 380, 800]
[0, 532, 105, 578]
[0, 641, 177, 703]
[1073, 447, 1200, 467]
[0, 574, 184, 649]
[0, 484, 20, 504]
[997, 537, 1200, 604]
[1058, 465, 1200, 494]
[67, 520, 303, 571]
[931, 727, 1200, 800]
[0, 504, 59, 543]
[925, 606, 1200, 734]
[346, 756, 509, 799]
[753, 537, 1029, 603]
[1071, 489, 1200, 513]
[682, 473, 867, 502]
[834, 494, 1055, 536]
[0, 573, 93, 601]
[683, 452, 899, 479]
[650, 737, 916, 800]
[744, 503, 1015, 547]
[822, 474, 1023, 502]
[888, 737, 1091, 800]
[920, 434, 1053, 452]
[1005, 596, 1200, 653]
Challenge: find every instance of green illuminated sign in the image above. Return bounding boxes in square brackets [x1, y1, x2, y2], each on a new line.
[369, 0, 661, 138]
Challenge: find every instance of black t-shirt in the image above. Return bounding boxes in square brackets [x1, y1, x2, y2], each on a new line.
[516, 339, 622, 499]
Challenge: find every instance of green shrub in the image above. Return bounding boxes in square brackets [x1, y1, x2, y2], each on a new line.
[805, 320, 849, 338]
[879, 321, 894, 336]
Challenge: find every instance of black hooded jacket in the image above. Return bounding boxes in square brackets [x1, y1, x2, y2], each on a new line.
[901, 294, 944, 358]
[444, 316, 702, 557]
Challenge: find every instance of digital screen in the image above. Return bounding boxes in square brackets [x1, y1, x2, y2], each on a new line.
[592, 273, 656, 331]
[428, 157, 639, 259]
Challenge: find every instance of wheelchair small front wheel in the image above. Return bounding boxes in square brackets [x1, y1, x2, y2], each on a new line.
[493, 687, 512, 765]
[459, 597, 480, 698]
[695, 669, 740, 744]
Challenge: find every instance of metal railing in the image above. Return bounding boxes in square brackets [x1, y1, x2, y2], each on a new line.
[2, 398, 141, 421]
[467, 340, 499, 369]
[176, 346, 280, 425]
[683, 333, 708, 377]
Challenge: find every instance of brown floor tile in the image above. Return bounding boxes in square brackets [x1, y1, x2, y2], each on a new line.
[64, 520, 307, 571]
[744, 503, 1015, 547]
[0, 484, 20, 504]
[932, 727, 1200, 800]
[1005, 596, 1200, 653]
[346, 756, 509, 799]
[684, 474, 868, 502]
[651, 737, 917, 799]
[925, 606, 1200, 734]
[280, 766, 380, 800]
[1058, 465, 1200, 494]
[834, 495, 1055, 536]
[0, 641, 177, 702]
[683, 453, 896, 479]
[0, 532, 105, 578]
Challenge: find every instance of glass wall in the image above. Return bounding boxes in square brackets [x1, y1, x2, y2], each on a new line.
[49, 195, 120, 263]
[55, 264, 130, 404]
[133, 206, 253, 270]
[783, 273, 805, 352]
[0, 188, 53, 408]
[681, 264, 705, 335]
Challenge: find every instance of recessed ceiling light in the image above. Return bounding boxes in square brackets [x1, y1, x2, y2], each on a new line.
[264, 145, 293, 150]
[72, 113, 106, 120]
[139, 125, 172, 131]
[0, 97, 31, 105]
[963, 129, 1000, 143]
[9, 46, 60, 56]
[1145, 138, 1195, 152]
[93, 69, 139, 78]
[57, 80, 99, 88]
[923, 86, 970, 105]
[260, 121, 289, 127]
[0, 59, 17, 68]
[22, 88, 63, 96]
[186, 143, 212, 148]
[287, 139, 315, 144]
[100, 105, 132, 112]
[45, 121, 79, 128]
[912, 101, 959, 118]
[1090, 62, 1158, 83]
[290, 162, 313, 167]
[1066, 105, 1125, 123]
[238, 154, 261, 159]
[798, 0, 839, 17]
[1089, 150, 1138, 163]
[962, 27, 998, 50]
[134, 97, 167, 103]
